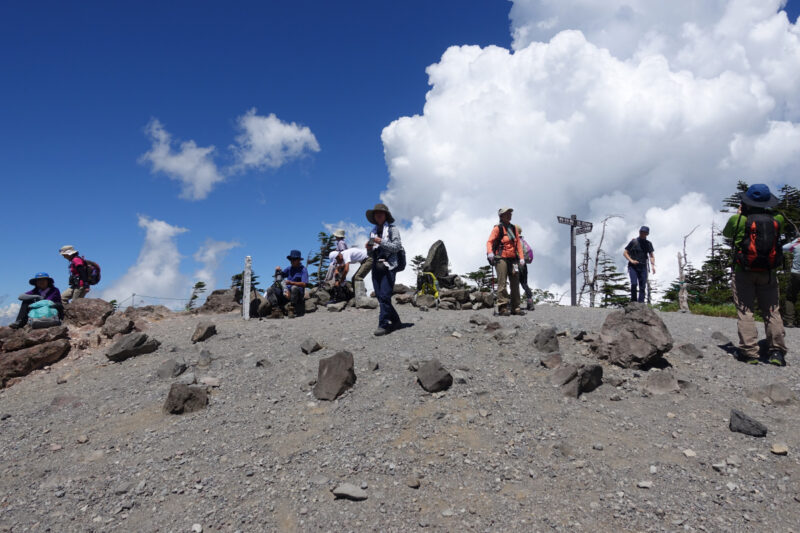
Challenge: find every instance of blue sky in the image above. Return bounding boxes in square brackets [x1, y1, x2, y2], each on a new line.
[2, 0, 799, 314]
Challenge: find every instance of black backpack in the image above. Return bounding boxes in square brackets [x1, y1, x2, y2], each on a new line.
[492, 224, 519, 258]
[734, 214, 781, 271]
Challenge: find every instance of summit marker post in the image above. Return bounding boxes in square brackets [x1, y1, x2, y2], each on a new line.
[243, 256, 252, 320]
[557, 214, 593, 306]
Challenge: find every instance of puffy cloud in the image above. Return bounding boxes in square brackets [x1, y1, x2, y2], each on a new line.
[100, 216, 190, 306]
[379, 0, 798, 299]
[193, 239, 241, 291]
[139, 119, 225, 201]
[231, 108, 320, 171]
[0, 302, 20, 326]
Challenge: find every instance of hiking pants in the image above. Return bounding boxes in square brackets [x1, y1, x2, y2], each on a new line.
[628, 265, 648, 303]
[62, 286, 87, 304]
[519, 264, 533, 299]
[372, 262, 400, 329]
[731, 270, 787, 357]
[353, 258, 373, 282]
[495, 258, 520, 312]
[783, 272, 800, 326]
[266, 286, 305, 316]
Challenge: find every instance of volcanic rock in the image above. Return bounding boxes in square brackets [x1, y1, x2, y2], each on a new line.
[593, 303, 673, 368]
[729, 409, 768, 437]
[191, 321, 217, 343]
[64, 298, 114, 327]
[313, 351, 356, 401]
[0, 339, 71, 387]
[417, 359, 453, 393]
[101, 314, 135, 338]
[163, 384, 208, 414]
[106, 332, 161, 363]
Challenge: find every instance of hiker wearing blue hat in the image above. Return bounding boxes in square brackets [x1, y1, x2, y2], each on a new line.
[265, 250, 308, 318]
[623, 226, 656, 303]
[8, 273, 64, 329]
[723, 183, 787, 366]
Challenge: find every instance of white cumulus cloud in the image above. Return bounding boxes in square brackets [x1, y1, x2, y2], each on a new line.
[100, 216, 190, 306]
[379, 0, 799, 299]
[193, 239, 242, 291]
[139, 119, 225, 201]
[0, 302, 20, 326]
[231, 108, 320, 171]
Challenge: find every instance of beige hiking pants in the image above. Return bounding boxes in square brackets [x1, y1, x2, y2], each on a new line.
[62, 287, 88, 304]
[731, 271, 787, 357]
[495, 258, 521, 312]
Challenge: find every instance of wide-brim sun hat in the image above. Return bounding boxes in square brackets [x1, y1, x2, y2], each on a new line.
[366, 203, 395, 224]
[59, 245, 78, 257]
[29, 272, 54, 286]
[333, 229, 346, 238]
[498, 207, 513, 216]
[739, 184, 779, 208]
[286, 249, 303, 261]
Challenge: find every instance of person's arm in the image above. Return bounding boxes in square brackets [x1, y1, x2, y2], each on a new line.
[783, 238, 800, 253]
[623, 242, 638, 265]
[486, 226, 500, 263]
[722, 213, 742, 239]
[287, 267, 309, 288]
[649, 251, 656, 274]
[378, 225, 402, 253]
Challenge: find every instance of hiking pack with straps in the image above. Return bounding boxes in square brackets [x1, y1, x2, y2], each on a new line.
[373, 225, 407, 272]
[417, 272, 439, 299]
[734, 214, 781, 272]
[492, 224, 527, 260]
[82, 257, 101, 285]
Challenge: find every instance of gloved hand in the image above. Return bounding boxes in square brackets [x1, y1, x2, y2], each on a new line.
[487, 253, 495, 265]
[519, 260, 525, 268]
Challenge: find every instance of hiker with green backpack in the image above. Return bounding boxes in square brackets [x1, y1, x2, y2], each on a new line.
[486, 207, 526, 316]
[722, 184, 788, 366]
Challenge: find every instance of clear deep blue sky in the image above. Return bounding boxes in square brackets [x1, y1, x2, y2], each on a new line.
[1, 1, 798, 308]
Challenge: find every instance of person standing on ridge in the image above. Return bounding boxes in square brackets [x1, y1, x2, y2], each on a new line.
[486, 208, 525, 316]
[723, 183, 787, 366]
[366, 203, 404, 336]
[59, 245, 90, 304]
[622, 226, 655, 303]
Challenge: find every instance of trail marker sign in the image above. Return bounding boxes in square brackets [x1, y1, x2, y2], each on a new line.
[557, 214, 593, 306]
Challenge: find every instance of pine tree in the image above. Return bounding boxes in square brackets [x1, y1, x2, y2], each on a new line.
[231, 271, 260, 291]
[307, 232, 335, 287]
[411, 255, 426, 276]
[185, 281, 207, 311]
[462, 265, 493, 291]
[597, 252, 630, 308]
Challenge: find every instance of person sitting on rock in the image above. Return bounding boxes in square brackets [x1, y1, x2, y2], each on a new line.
[9, 272, 64, 329]
[59, 245, 90, 304]
[266, 250, 308, 318]
[333, 229, 348, 253]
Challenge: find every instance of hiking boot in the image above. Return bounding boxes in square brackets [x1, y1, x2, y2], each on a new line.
[373, 327, 389, 337]
[526, 298, 535, 311]
[8, 321, 22, 330]
[736, 350, 759, 364]
[511, 309, 526, 316]
[496, 307, 510, 317]
[768, 350, 786, 367]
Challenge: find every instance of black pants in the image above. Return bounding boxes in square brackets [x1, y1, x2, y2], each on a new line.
[14, 300, 64, 327]
[519, 264, 533, 299]
[266, 286, 305, 316]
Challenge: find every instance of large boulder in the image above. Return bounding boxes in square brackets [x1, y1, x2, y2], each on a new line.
[191, 321, 217, 343]
[421, 240, 450, 280]
[0, 339, 71, 387]
[729, 409, 768, 438]
[101, 314, 134, 338]
[0, 325, 69, 353]
[417, 359, 453, 393]
[313, 351, 357, 401]
[106, 332, 161, 362]
[533, 326, 560, 353]
[196, 288, 241, 314]
[64, 298, 114, 327]
[592, 303, 673, 368]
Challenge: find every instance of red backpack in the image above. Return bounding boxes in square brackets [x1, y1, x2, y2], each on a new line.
[734, 214, 781, 271]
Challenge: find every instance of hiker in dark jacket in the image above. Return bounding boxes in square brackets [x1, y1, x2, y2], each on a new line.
[59, 244, 90, 304]
[9, 273, 63, 329]
[366, 203, 404, 336]
[623, 226, 655, 303]
[266, 250, 308, 318]
[723, 184, 787, 366]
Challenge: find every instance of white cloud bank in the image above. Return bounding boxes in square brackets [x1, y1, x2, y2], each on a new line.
[140, 110, 320, 200]
[193, 239, 242, 291]
[0, 302, 20, 326]
[139, 119, 225, 201]
[380, 0, 799, 297]
[231, 108, 320, 171]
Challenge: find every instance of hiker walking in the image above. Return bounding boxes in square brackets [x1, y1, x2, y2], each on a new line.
[722, 184, 788, 366]
[366, 203, 404, 336]
[333, 229, 348, 252]
[622, 226, 655, 303]
[59, 245, 90, 304]
[783, 235, 800, 328]
[266, 250, 308, 318]
[8, 273, 63, 329]
[486, 207, 525, 316]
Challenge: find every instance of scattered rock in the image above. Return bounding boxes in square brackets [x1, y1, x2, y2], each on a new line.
[577, 364, 603, 394]
[452, 369, 468, 384]
[415, 294, 437, 309]
[0, 339, 71, 388]
[532, 326, 559, 353]
[549, 365, 578, 387]
[77, 435, 89, 444]
[746, 383, 796, 405]
[191, 321, 217, 343]
[156, 359, 187, 379]
[332, 483, 368, 501]
[416, 359, 453, 393]
[101, 314, 134, 338]
[771, 443, 789, 456]
[683, 449, 697, 458]
[485, 321, 502, 332]
[106, 333, 161, 363]
[367, 359, 379, 372]
[729, 409, 768, 438]
[637, 481, 653, 489]
[313, 351, 356, 401]
[163, 384, 208, 414]
[327, 301, 347, 312]
[593, 303, 673, 368]
[176, 372, 197, 385]
[540, 352, 562, 369]
[711, 331, 731, 344]
[644, 369, 680, 395]
[199, 376, 220, 387]
[300, 338, 323, 355]
[677, 343, 703, 359]
[406, 477, 421, 489]
[64, 298, 114, 327]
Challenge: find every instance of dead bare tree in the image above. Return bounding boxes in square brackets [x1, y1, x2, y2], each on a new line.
[579, 215, 622, 307]
[677, 225, 700, 313]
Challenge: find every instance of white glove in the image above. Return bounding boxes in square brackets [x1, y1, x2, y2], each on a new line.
[519, 260, 525, 268]
[487, 253, 495, 265]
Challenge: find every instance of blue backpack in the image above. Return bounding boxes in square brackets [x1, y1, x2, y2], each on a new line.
[28, 300, 59, 319]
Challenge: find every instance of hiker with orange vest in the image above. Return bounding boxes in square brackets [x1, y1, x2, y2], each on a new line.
[486, 207, 526, 316]
[722, 184, 787, 366]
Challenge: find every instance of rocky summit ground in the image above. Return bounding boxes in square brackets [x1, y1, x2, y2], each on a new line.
[1, 304, 799, 532]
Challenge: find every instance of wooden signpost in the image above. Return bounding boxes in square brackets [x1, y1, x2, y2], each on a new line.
[557, 214, 593, 306]
[243, 256, 252, 320]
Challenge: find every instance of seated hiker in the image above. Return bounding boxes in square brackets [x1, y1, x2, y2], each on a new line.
[9, 272, 64, 329]
[266, 250, 308, 317]
[59, 245, 90, 304]
[333, 229, 348, 253]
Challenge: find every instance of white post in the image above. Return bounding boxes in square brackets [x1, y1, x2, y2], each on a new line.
[243, 256, 252, 320]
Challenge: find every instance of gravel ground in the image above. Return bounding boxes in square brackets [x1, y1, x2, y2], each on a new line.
[1, 303, 799, 532]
